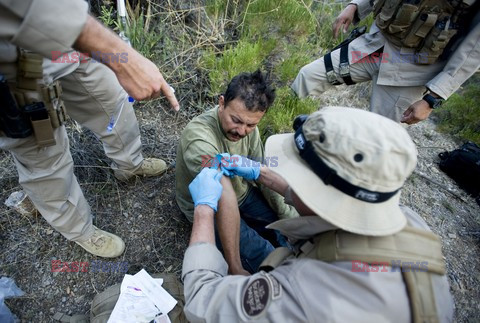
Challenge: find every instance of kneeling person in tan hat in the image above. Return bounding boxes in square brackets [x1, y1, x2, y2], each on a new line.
[182, 107, 453, 322]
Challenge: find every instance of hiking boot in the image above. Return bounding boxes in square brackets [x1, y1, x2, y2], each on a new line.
[75, 226, 125, 258]
[113, 158, 168, 181]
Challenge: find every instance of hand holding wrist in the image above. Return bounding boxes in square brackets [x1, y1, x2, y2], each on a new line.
[189, 168, 223, 212]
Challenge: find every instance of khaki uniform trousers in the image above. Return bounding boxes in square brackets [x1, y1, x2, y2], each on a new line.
[291, 48, 426, 122]
[1, 127, 94, 241]
[0, 59, 143, 241]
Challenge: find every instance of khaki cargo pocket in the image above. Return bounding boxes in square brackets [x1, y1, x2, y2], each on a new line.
[394, 95, 413, 122]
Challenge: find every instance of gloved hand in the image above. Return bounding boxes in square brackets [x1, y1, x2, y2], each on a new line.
[217, 153, 261, 181]
[189, 168, 223, 212]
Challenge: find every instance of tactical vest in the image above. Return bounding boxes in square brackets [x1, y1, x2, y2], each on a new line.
[373, 0, 475, 64]
[260, 226, 447, 323]
[0, 49, 67, 146]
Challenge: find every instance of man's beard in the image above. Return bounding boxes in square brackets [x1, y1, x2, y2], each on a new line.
[228, 131, 245, 141]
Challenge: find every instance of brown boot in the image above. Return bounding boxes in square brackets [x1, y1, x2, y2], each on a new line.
[75, 226, 125, 258]
[113, 158, 168, 181]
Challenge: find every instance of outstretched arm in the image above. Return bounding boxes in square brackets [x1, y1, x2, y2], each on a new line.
[221, 154, 289, 197]
[184, 168, 303, 321]
[0, 0, 179, 108]
[401, 20, 480, 125]
[73, 16, 179, 108]
[256, 166, 289, 197]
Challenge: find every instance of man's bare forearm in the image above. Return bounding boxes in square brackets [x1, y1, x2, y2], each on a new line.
[73, 15, 179, 107]
[217, 176, 249, 275]
[257, 166, 289, 197]
[73, 15, 129, 73]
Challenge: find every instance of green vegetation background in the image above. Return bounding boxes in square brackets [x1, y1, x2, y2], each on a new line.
[98, 0, 479, 145]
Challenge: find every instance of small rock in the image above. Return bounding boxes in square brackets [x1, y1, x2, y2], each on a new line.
[448, 233, 457, 239]
[66, 286, 70, 295]
[147, 192, 155, 198]
[146, 245, 151, 251]
[133, 202, 141, 209]
[123, 212, 128, 218]
[42, 276, 53, 287]
[49, 307, 55, 313]
[62, 296, 66, 303]
[46, 229, 54, 235]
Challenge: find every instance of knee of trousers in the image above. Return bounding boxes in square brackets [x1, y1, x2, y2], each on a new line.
[292, 59, 330, 97]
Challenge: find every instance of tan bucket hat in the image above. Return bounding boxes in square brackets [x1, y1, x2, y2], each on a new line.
[265, 107, 417, 236]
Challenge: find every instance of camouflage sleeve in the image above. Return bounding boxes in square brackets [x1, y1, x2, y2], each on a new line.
[0, 0, 88, 58]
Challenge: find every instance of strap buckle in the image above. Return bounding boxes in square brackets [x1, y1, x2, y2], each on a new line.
[326, 69, 341, 85]
[42, 81, 63, 103]
[339, 62, 350, 78]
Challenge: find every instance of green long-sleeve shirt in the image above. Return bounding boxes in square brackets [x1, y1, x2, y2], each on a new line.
[175, 107, 298, 222]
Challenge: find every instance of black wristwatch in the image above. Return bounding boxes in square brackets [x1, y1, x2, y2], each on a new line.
[422, 93, 444, 109]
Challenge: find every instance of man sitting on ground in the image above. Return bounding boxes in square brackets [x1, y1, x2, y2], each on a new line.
[176, 70, 298, 275]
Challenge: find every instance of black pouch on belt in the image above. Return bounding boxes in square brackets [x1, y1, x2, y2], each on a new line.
[0, 75, 33, 138]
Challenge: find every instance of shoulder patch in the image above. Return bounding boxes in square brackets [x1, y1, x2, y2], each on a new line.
[264, 273, 282, 300]
[242, 276, 271, 318]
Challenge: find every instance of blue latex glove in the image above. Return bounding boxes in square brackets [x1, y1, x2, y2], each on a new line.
[189, 168, 223, 212]
[218, 153, 261, 181]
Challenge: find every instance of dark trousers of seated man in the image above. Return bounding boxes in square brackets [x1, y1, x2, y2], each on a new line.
[214, 187, 289, 274]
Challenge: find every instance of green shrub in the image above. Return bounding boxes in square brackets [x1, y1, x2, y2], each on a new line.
[201, 38, 276, 95]
[434, 77, 480, 145]
[98, 5, 116, 29]
[98, 3, 162, 60]
[241, 0, 316, 37]
[311, 1, 348, 51]
[275, 42, 318, 83]
[259, 87, 319, 139]
[124, 1, 163, 59]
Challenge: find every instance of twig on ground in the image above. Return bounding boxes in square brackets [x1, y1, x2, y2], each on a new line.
[414, 170, 466, 202]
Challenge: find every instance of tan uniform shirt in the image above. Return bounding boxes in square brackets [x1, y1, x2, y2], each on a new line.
[175, 107, 298, 222]
[0, 0, 87, 82]
[349, 0, 480, 99]
[182, 206, 453, 322]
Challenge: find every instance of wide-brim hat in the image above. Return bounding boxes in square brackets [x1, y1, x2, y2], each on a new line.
[265, 107, 417, 236]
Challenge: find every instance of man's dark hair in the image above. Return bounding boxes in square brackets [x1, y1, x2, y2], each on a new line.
[224, 70, 275, 112]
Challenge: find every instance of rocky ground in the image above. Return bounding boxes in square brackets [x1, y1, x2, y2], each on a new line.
[0, 80, 479, 322]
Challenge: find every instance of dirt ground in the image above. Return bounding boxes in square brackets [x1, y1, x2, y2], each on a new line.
[0, 80, 479, 322]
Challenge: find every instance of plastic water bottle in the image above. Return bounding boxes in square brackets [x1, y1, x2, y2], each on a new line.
[107, 94, 134, 132]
